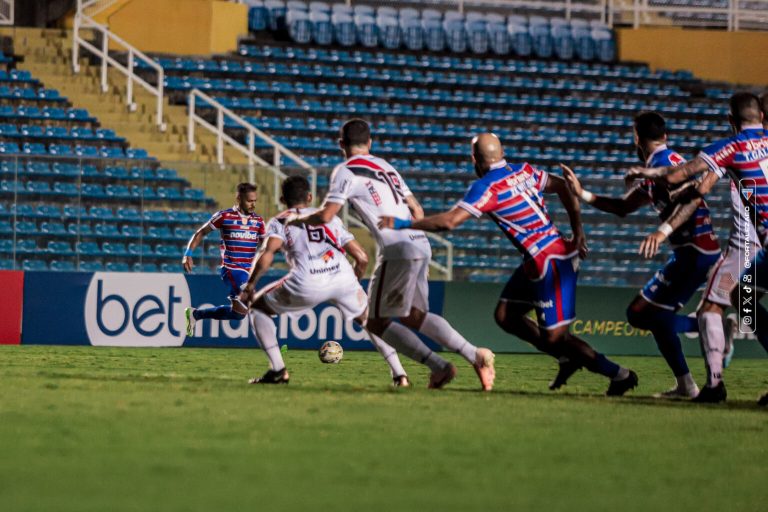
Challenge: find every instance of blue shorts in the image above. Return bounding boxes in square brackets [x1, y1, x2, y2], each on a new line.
[640, 246, 721, 311]
[501, 255, 578, 330]
[220, 266, 249, 298]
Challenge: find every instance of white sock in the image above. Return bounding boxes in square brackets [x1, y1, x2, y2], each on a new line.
[699, 312, 725, 387]
[250, 309, 285, 372]
[675, 372, 697, 391]
[612, 367, 630, 381]
[382, 322, 448, 372]
[367, 331, 407, 378]
[418, 312, 477, 364]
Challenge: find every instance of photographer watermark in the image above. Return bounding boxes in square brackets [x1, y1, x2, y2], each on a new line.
[739, 179, 757, 334]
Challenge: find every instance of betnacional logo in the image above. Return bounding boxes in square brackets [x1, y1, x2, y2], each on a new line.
[84, 273, 190, 347]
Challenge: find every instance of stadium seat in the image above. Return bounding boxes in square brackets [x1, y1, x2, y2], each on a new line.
[248, 1, 268, 32]
[377, 16, 401, 50]
[444, 15, 468, 53]
[332, 12, 355, 46]
[422, 17, 445, 52]
[22, 259, 47, 271]
[287, 9, 312, 44]
[265, 0, 287, 32]
[106, 262, 131, 272]
[309, 11, 333, 45]
[400, 17, 424, 51]
[355, 14, 378, 48]
[466, 19, 489, 54]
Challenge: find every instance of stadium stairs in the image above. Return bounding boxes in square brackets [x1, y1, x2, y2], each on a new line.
[4, 27, 274, 214]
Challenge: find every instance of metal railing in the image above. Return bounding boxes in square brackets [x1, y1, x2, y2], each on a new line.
[187, 89, 318, 209]
[72, 0, 166, 131]
[0, 0, 13, 26]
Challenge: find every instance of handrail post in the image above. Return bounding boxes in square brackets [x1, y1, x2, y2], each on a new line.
[565, 0, 572, 20]
[156, 67, 165, 131]
[247, 130, 256, 184]
[633, 0, 640, 28]
[446, 243, 453, 281]
[72, 0, 81, 73]
[100, 27, 109, 92]
[126, 48, 135, 111]
[310, 167, 317, 206]
[187, 91, 196, 152]
[216, 108, 224, 169]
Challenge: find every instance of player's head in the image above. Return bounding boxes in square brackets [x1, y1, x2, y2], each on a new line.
[470, 133, 504, 177]
[759, 92, 768, 128]
[281, 175, 312, 208]
[339, 118, 372, 157]
[728, 92, 763, 132]
[633, 111, 666, 161]
[236, 182, 258, 213]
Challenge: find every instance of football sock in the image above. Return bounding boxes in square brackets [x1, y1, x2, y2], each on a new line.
[589, 352, 621, 379]
[650, 326, 691, 377]
[250, 309, 285, 372]
[699, 311, 725, 387]
[382, 322, 449, 372]
[193, 305, 246, 321]
[418, 313, 477, 364]
[367, 331, 407, 378]
[628, 307, 691, 377]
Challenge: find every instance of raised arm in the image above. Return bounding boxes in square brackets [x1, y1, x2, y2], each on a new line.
[625, 156, 711, 186]
[545, 172, 588, 258]
[288, 202, 343, 227]
[378, 206, 472, 232]
[562, 164, 650, 217]
[637, 170, 719, 258]
[343, 239, 369, 279]
[182, 223, 214, 273]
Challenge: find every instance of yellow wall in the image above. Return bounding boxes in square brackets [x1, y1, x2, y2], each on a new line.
[106, 0, 247, 55]
[618, 27, 768, 86]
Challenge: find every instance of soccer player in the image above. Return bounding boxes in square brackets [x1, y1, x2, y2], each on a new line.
[381, 133, 638, 396]
[626, 92, 768, 404]
[236, 176, 409, 386]
[182, 183, 265, 335]
[286, 119, 496, 391]
[562, 112, 721, 398]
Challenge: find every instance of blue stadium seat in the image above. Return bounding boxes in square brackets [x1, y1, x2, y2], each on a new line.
[309, 11, 332, 45]
[552, 22, 574, 61]
[355, 14, 378, 48]
[248, 1, 268, 32]
[287, 9, 312, 44]
[443, 14, 467, 53]
[102, 242, 128, 256]
[377, 16, 401, 50]
[133, 262, 159, 272]
[487, 16, 510, 55]
[530, 19, 553, 59]
[47, 241, 74, 254]
[593, 29, 616, 62]
[400, 17, 424, 51]
[265, 0, 287, 32]
[40, 221, 66, 234]
[50, 260, 76, 272]
[332, 12, 355, 46]
[23, 259, 47, 271]
[106, 262, 131, 272]
[79, 261, 103, 272]
[466, 19, 489, 54]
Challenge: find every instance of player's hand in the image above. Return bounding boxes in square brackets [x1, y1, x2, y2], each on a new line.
[574, 232, 589, 259]
[182, 256, 194, 273]
[353, 263, 366, 280]
[378, 216, 395, 230]
[560, 163, 583, 196]
[638, 231, 666, 259]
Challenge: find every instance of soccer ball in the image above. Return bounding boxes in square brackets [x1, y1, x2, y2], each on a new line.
[318, 341, 343, 364]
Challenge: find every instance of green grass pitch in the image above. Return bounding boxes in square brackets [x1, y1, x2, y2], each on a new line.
[1, 346, 767, 512]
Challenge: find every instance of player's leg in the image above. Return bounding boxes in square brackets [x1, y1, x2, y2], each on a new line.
[186, 268, 248, 335]
[398, 259, 495, 391]
[246, 278, 294, 384]
[534, 257, 637, 396]
[495, 263, 580, 389]
[335, 278, 409, 387]
[366, 259, 453, 386]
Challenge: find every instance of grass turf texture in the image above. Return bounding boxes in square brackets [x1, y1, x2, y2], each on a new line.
[1, 347, 767, 512]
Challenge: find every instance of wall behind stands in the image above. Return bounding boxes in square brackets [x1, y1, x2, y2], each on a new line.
[106, 0, 247, 55]
[618, 28, 768, 86]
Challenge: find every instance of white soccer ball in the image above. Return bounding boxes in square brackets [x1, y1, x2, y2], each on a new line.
[319, 341, 343, 364]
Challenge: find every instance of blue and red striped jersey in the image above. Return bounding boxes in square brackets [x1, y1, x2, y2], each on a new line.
[206, 207, 266, 272]
[699, 126, 768, 242]
[640, 145, 719, 254]
[457, 160, 573, 278]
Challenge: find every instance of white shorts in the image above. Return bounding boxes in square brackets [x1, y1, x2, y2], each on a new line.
[368, 257, 429, 318]
[702, 245, 758, 307]
[260, 272, 368, 320]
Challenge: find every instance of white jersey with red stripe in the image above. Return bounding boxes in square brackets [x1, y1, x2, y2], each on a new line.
[727, 181, 760, 249]
[266, 207, 356, 284]
[325, 154, 432, 260]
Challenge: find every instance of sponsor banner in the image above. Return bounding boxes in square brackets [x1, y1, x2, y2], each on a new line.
[0, 270, 24, 345]
[21, 271, 444, 350]
[444, 282, 767, 357]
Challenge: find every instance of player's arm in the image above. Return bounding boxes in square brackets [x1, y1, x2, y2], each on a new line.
[343, 239, 369, 280]
[561, 164, 650, 217]
[287, 202, 343, 227]
[405, 194, 425, 221]
[236, 237, 284, 309]
[182, 223, 214, 273]
[625, 157, 710, 186]
[378, 206, 472, 232]
[545, 172, 588, 258]
[637, 171, 719, 258]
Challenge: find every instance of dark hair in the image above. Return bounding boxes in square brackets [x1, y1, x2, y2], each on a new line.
[729, 92, 762, 125]
[634, 111, 666, 142]
[340, 118, 371, 147]
[758, 92, 768, 116]
[281, 176, 310, 207]
[236, 182, 257, 197]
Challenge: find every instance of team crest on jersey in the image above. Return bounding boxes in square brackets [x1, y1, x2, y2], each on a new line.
[322, 250, 335, 263]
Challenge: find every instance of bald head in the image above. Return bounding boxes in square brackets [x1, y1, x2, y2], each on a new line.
[471, 133, 504, 172]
